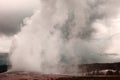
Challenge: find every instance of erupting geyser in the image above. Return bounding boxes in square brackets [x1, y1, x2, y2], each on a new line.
[9, 0, 120, 74]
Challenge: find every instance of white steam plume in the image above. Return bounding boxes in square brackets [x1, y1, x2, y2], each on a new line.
[9, 0, 120, 74]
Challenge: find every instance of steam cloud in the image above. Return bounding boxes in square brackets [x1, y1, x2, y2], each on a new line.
[9, 0, 120, 74]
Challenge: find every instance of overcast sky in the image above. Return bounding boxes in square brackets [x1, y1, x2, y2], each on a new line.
[0, 0, 39, 52]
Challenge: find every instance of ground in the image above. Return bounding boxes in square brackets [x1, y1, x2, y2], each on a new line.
[0, 72, 120, 80]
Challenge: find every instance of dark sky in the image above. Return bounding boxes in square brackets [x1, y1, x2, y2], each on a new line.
[0, 0, 39, 52]
[0, 0, 39, 36]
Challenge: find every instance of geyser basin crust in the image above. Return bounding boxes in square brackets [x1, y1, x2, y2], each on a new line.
[1, 72, 120, 80]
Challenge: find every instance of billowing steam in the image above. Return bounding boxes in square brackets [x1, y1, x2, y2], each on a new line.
[9, 0, 120, 74]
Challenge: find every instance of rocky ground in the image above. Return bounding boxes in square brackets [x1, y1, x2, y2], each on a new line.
[0, 72, 120, 80]
[0, 72, 68, 80]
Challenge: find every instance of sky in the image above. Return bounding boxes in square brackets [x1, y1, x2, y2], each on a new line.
[0, 0, 39, 52]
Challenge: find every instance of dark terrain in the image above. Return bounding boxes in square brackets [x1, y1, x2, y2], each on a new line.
[0, 53, 8, 73]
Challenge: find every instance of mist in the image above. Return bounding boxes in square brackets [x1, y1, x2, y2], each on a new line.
[9, 0, 120, 74]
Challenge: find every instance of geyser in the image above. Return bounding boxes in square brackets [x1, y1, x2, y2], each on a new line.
[9, 0, 120, 74]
